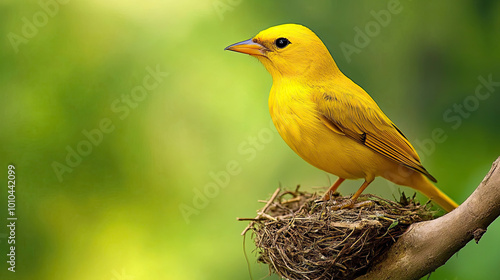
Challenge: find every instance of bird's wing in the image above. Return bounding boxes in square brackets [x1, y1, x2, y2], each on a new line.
[315, 87, 437, 182]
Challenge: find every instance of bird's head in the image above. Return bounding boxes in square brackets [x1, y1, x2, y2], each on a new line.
[225, 24, 340, 81]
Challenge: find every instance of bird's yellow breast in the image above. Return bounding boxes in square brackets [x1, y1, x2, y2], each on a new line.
[268, 79, 316, 152]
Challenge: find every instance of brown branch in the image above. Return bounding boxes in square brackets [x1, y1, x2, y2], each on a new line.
[356, 156, 500, 280]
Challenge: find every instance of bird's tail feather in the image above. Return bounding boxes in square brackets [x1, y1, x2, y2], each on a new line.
[413, 176, 458, 212]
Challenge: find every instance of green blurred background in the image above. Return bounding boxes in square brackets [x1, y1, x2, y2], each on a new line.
[1, 0, 499, 279]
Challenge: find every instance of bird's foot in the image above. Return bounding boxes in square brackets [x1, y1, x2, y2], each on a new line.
[353, 200, 374, 208]
[330, 199, 374, 210]
[331, 199, 354, 210]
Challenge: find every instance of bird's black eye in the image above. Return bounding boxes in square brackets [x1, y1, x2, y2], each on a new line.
[275, 37, 291, 49]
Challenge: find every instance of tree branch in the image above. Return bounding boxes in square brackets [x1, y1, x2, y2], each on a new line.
[355, 156, 500, 280]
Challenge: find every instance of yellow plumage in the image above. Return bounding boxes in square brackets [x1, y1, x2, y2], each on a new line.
[226, 24, 458, 212]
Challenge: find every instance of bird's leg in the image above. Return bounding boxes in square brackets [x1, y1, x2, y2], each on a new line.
[351, 180, 372, 202]
[332, 180, 373, 209]
[322, 177, 345, 201]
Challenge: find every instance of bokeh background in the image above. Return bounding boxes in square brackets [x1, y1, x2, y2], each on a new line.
[1, 0, 500, 279]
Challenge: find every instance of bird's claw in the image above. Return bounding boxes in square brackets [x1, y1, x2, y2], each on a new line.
[329, 199, 374, 210]
[353, 200, 374, 208]
[331, 199, 355, 210]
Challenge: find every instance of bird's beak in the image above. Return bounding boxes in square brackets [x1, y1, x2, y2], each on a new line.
[225, 38, 267, 56]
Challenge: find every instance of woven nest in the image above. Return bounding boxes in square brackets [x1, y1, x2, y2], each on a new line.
[241, 186, 436, 280]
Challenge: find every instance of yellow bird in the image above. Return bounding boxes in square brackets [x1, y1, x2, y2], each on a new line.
[225, 24, 458, 212]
